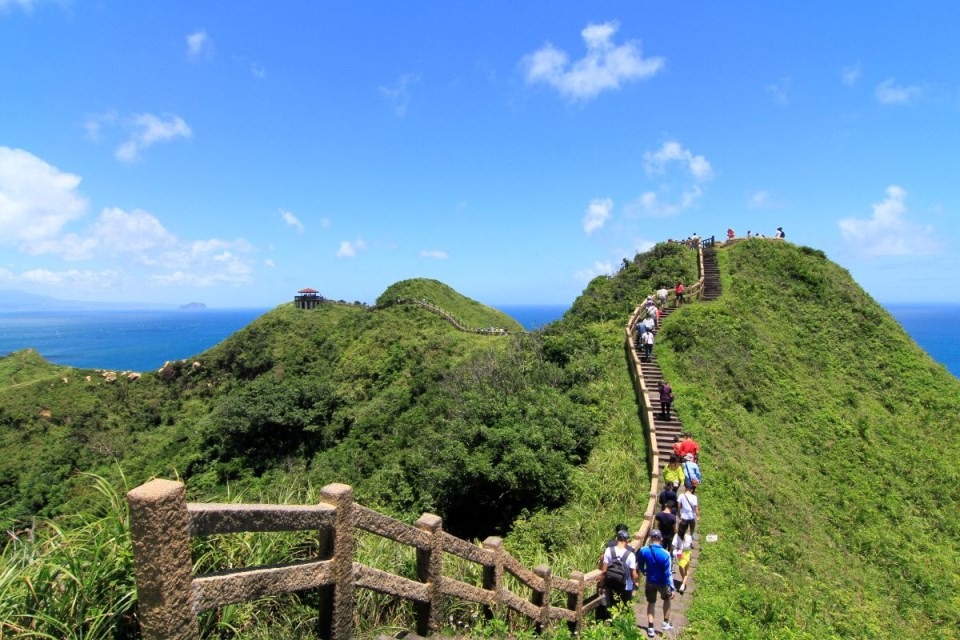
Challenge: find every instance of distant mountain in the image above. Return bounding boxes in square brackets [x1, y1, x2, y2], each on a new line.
[179, 302, 207, 310]
[0, 289, 177, 311]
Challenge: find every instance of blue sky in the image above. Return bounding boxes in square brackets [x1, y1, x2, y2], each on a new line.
[1, 1, 958, 308]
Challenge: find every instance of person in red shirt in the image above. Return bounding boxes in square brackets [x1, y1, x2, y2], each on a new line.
[675, 281, 685, 307]
[678, 434, 699, 462]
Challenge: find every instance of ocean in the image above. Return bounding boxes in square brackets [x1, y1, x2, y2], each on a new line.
[0, 304, 957, 378]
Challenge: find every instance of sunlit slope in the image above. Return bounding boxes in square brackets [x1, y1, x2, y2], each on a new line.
[655, 240, 960, 639]
[377, 278, 523, 331]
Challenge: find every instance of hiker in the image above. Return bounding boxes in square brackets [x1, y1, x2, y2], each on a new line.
[682, 453, 702, 490]
[641, 328, 654, 361]
[727, 228, 735, 240]
[673, 532, 693, 593]
[647, 302, 658, 327]
[638, 529, 675, 637]
[659, 381, 674, 420]
[671, 434, 683, 459]
[775, 226, 785, 239]
[677, 485, 700, 540]
[642, 315, 655, 334]
[678, 433, 699, 462]
[656, 286, 669, 308]
[746, 230, 752, 239]
[601, 529, 639, 612]
[675, 281, 685, 307]
[663, 455, 685, 489]
[658, 482, 678, 511]
[654, 503, 678, 552]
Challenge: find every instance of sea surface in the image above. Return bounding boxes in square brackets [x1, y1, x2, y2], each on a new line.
[0, 304, 957, 378]
[0, 309, 268, 372]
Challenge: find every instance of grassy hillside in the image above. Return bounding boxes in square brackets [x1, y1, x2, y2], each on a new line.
[377, 278, 523, 331]
[655, 240, 960, 639]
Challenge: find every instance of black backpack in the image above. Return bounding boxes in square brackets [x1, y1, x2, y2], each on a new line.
[604, 548, 630, 586]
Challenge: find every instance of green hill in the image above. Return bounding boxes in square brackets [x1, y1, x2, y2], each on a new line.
[377, 278, 523, 331]
[656, 240, 960, 639]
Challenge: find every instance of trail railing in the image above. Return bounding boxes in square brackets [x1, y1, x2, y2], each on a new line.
[127, 480, 606, 640]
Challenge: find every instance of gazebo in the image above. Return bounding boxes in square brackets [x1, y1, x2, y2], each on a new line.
[294, 287, 324, 309]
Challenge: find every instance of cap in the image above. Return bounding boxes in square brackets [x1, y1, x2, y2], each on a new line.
[649, 529, 663, 539]
[684, 453, 694, 461]
[616, 529, 631, 541]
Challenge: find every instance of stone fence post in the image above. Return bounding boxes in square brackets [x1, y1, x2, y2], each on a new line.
[567, 570, 584, 634]
[482, 536, 503, 620]
[532, 564, 551, 633]
[127, 479, 199, 640]
[319, 483, 354, 640]
[415, 513, 444, 635]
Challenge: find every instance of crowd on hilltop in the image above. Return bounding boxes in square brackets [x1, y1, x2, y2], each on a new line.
[597, 293, 705, 637]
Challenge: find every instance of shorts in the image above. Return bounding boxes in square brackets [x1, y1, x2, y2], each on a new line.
[645, 581, 672, 603]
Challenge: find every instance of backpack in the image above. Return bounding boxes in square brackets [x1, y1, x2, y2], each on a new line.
[604, 548, 630, 586]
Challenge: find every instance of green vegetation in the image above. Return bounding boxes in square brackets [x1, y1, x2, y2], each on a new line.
[4, 241, 957, 639]
[655, 240, 960, 639]
[377, 278, 523, 331]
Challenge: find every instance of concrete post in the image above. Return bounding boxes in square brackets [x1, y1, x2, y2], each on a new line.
[481, 536, 503, 621]
[127, 479, 199, 640]
[567, 571, 584, 634]
[319, 483, 355, 640]
[415, 513, 444, 635]
[532, 564, 551, 633]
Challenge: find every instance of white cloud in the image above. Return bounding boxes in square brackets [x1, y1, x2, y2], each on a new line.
[643, 141, 714, 181]
[841, 64, 861, 87]
[280, 209, 305, 233]
[116, 113, 192, 162]
[336, 238, 367, 258]
[264, 259, 276, 268]
[186, 30, 213, 60]
[18, 268, 123, 287]
[1, 147, 258, 291]
[583, 197, 613, 235]
[628, 141, 713, 217]
[379, 74, 419, 117]
[874, 78, 923, 105]
[634, 238, 655, 254]
[0, 146, 88, 249]
[83, 111, 118, 142]
[838, 186, 941, 257]
[765, 77, 791, 105]
[748, 190, 782, 209]
[0, 0, 36, 12]
[250, 62, 266, 79]
[419, 249, 449, 259]
[522, 21, 664, 101]
[574, 260, 614, 282]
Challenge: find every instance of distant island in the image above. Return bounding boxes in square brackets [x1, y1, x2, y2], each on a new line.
[179, 302, 207, 310]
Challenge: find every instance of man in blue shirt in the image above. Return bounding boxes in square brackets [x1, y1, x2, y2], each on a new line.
[638, 529, 675, 637]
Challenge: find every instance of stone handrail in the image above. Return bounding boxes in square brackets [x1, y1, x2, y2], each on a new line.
[128, 480, 605, 639]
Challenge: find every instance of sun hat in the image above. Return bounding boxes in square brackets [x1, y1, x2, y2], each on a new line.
[684, 453, 694, 461]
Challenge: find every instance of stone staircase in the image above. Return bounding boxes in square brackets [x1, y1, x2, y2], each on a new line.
[701, 247, 721, 301]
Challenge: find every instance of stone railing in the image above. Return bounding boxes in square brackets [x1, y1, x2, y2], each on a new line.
[127, 480, 605, 640]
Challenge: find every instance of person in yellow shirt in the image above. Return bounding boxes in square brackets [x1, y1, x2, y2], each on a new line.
[663, 455, 685, 489]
